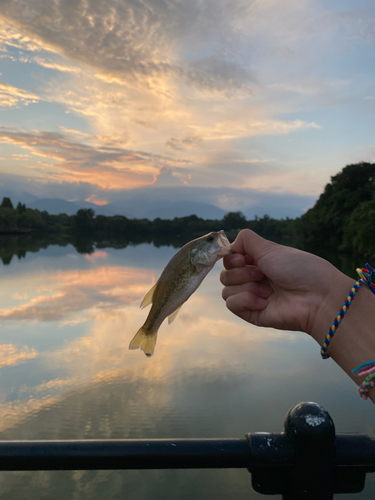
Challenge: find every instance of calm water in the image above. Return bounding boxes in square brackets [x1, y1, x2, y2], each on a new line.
[0, 240, 374, 499]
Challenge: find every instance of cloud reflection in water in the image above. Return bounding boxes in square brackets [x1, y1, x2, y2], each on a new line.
[0, 243, 375, 499]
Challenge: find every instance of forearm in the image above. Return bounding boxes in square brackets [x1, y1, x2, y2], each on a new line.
[310, 272, 375, 403]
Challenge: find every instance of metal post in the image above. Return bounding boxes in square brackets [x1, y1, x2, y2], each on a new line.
[283, 402, 336, 499]
[247, 401, 375, 498]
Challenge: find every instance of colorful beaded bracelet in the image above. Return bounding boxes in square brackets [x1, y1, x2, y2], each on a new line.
[320, 263, 375, 360]
[352, 361, 375, 400]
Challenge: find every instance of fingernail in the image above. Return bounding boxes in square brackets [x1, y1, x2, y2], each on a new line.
[232, 256, 244, 267]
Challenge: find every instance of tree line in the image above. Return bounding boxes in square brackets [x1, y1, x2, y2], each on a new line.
[301, 162, 375, 254]
[1, 161, 375, 256]
[0, 195, 300, 244]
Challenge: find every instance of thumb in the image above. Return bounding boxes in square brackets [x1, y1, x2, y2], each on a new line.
[230, 229, 277, 263]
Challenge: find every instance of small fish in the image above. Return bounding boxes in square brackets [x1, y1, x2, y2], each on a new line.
[129, 230, 232, 357]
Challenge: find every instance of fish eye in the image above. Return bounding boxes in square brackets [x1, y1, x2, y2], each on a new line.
[206, 235, 214, 242]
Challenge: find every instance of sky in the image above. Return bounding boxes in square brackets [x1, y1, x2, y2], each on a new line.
[0, 0, 375, 215]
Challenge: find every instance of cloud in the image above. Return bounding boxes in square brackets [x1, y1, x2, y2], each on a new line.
[0, 266, 153, 322]
[165, 135, 203, 151]
[184, 56, 254, 97]
[0, 117, 322, 195]
[32, 56, 80, 73]
[104, 184, 317, 218]
[34, 377, 74, 393]
[0, 262, 303, 435]
[0, 82, 40, 108]
[0, 0, 332, 199]
[0, 0, 254, 96]
[2, 0, 372, 207]
[0, 164, 318, 217]
[333, 8, 375, 45]
[0, 112, 321, 196]
[25, 55, 81, 73]
[0, 126, 176, 189]
[0, 20, 42, 53]
[152, 166, 187, 186]
[0, 344, 38, 369]
[85, 251, 108, 262]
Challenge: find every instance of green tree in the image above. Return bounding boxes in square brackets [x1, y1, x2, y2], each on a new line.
[222, 211, 247, 230]
[0, 207, 18, 228]
[16, 202, 27, 213]
[1, 197, 14, 209]
[342, 197, 375, 253]
[19, 209, 46, 230]
[301, 162, 375, 249]
[74, 208, 95, 232]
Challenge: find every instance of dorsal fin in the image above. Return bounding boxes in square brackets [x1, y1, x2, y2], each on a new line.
[168, 306, 182, 325]
[140, 282, 157, 309]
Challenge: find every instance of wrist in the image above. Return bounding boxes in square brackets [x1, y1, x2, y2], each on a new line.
[308, 266, 375, 402]
[308, 271, 354, 345]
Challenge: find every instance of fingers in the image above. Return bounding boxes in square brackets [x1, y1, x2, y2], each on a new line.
[223, 253, 247, 269]
[223, 253, 254, 269]
[222, 280, 271, 300]
[230, 229, 277, 263]
[220, 265, 265, 286]
[221, 231, 273, 325]
[225, 290, 268, 323]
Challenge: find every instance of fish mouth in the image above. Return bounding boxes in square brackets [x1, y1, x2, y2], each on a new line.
[217, 230, 233, 256]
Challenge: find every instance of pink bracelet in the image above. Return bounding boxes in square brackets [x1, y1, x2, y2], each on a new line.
[352, 361, 375, 400]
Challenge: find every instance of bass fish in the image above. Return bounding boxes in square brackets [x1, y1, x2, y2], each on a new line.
[129, 230, 232, 357]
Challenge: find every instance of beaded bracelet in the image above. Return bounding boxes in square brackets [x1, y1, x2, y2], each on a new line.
[320, 263, 375, 360]
[352, 361, 375, 400]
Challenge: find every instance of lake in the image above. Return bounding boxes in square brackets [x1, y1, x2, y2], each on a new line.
[0, 237, 374, 499]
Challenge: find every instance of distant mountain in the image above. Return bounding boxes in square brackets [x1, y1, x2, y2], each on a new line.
[74, 200, 131, 217]
[0, 190, 39, 206]
[25, 197, 225, 220]
[26, 198, 125, 217]
[11, 185, 315, 221]
[138, 200, 227, 220]
[27, 198, 80, 215]
[106, 189, 228, 220]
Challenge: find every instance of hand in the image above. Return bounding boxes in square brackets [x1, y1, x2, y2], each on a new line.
[220, 229, 353, 337]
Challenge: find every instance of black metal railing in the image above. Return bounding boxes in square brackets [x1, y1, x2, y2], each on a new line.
[0, 402, 374, 499]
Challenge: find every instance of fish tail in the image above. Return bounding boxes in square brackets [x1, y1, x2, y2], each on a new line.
[129, 327, 158, 357]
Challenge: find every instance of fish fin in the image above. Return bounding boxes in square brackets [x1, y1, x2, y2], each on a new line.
[168, 306, 182, 325]
[140, 282, 157, 309]
[129, 327, 158, 357]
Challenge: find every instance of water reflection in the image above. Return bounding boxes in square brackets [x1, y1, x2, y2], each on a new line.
[0, 237, 374, 499]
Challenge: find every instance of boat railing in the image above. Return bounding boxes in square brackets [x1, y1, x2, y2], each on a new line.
[0, 402, 374, 499]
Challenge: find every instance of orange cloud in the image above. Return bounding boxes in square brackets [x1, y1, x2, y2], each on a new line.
[85, 196, 108, 206]
[0, 256, 305, 434]
[32, 56, 80, 74]
[0, 127, 170, 190]
[34, 377, 75, 393]
[0, 266, 154, 322]
[85, 251, 108, 262]
[0, 344, 38, 369]
[0, 82, 40, 108]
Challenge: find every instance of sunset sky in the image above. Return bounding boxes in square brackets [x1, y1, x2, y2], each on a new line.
[1, 0, 375, 215]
